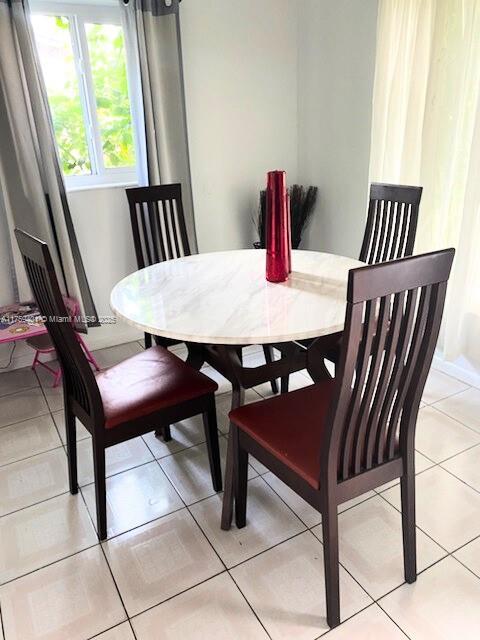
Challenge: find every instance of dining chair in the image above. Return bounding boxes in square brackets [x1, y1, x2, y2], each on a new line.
[228, 248, 454, 628]
[280, 182, 423, 391]
[126, 183, 279, 403]
[15, 228, 222, 541]
[27, 297, 100, 387]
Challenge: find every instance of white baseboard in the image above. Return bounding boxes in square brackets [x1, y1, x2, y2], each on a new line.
[432, 353, 480, 389]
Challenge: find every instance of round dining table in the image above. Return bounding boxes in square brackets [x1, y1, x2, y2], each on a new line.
[110, 248, 363, 528]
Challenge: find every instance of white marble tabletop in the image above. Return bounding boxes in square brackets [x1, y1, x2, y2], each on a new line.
[110, 249, 364, 345]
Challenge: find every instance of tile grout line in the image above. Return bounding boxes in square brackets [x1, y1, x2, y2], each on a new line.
[0, 442, 66, 471]
[0, 602, 5, 640]
[226, 570, 274, 639]
[73, 472, 133, 636]
[2, 357, 480, 636]
[428, 401, 480, 436]
[0, 541, 100, 588]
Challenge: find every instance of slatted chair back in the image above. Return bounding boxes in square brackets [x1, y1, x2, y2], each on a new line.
[359, 183, 423, 264]
[126, 183, 191, 269]
[322, 249, 454, 487]
[15, 229, 103, 427]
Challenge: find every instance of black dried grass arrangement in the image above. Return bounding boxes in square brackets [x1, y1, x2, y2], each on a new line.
[255, 185, 318, 249]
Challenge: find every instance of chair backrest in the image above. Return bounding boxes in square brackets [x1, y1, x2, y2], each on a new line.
[359, 183, 423, 264]
[323, 248, 454, 486]
[126, 183, 191, 270]
[15, 229, 103, 427]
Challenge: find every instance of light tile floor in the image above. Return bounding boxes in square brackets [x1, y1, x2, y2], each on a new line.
[0, 342, 479, 639]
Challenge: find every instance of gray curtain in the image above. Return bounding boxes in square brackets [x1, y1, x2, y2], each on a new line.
[121, 0, 197, 252]
[0, 0, 98, 325]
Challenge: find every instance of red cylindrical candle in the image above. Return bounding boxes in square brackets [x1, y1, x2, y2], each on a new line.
[285, 191, 292, 273]
[266, 170, 289, 283]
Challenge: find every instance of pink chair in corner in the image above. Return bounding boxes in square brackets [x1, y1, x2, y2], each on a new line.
[27, 298, 100, 387]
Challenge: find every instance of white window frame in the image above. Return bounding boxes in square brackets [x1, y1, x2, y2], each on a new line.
[31, 0, 138, 190]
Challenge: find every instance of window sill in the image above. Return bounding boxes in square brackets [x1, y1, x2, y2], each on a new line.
[66, 181, 138, 194]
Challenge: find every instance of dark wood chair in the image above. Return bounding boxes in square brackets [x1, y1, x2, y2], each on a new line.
[228, 248, 454, 628]
[280, 182, 423, 391]
[126, 183, 190, 351]
[126, 183, 279, 397]
[15, 229, 222, 541]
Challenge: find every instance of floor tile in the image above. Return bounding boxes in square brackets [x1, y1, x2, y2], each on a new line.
[263, 472, 376, 528]
[142, 415, 206, 458]
[0, 546, 125, 640]
[92, 341, 143, 369]
[231, 531, 371, 640]
[382, 466, 480, 551]
[0, 367, 38, 398]
[312, 496, 445, 599]
[323, 604, 408, 639]
[94, 622, 135, 640]
[442, 444, 480, 491]
[82, 462, 183, 538]
[0, 493, 97, 583]
[190, 477, 305, 568]
[76, 436, 154, 486]
[254, 371, 310, 399]
[200, 365, 232, 395]
[375, 451, 434, 492]
[434, 387, 480, 433]
[167, 343, 188, 360]
[103, 509, 223, 617]
[0, 448, 68, 516]
[422, 369, 468, 405]
[52, 410, 91, 444]
[132, 573, 269, 640]
[160, 436, 256, 505]
[35, 364, 64, 412]
[0, 414, 61, 466]
[215, 389, 263, 435]
[380, 556, 480, 640]
[248, 455, 270, 475]
[0, 388, 49, 429]
[454, 536, 480, 578]
[415, 406, 480, 462]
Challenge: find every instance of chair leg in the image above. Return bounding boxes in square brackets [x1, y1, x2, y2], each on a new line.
[31, 350, 40, 370]
[53, 367, 62, 388]
[262, 345, 279, 394]
[162, 425, 172, 442]
[202, 397, 222, 492]
[155, 425, 172, 441]
[64, 403, 78, 495]
[401, 472, 417, 583]
[76, 333, 100, 372]
[144, 332, 152, 349]
[322, 500, 340, 628]
[281, 375, 289, 394]
[221, 386, 245, 530]
[234, 432, 248, 528]
[93, 439, 107, 540]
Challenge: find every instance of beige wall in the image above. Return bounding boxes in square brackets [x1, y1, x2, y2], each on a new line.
[181, 0, 298, 252]
[297, 0, 379, 258]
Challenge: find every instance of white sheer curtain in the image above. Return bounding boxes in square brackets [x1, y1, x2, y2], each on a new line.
[369, 0, 480, 384]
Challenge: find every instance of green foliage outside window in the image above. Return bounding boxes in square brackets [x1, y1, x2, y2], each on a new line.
[33, 15, 135, 177]
[86, 23, 135, 169]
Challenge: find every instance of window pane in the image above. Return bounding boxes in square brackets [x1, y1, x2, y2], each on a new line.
[85, 23, 136, 169]
[31, 15, 91, 176]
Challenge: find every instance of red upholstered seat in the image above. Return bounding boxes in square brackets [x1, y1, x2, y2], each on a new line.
[230, 379, 336, 489]
[96, 346, 218, 429]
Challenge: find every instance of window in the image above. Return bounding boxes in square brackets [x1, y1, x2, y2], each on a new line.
[31, 1, 137, 188]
